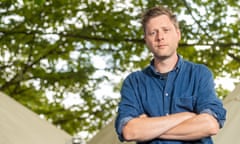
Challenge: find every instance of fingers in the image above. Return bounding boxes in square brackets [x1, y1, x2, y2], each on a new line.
[139, 114, 148, 118]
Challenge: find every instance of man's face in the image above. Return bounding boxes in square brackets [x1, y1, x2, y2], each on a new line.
[144, 15, 181, 60]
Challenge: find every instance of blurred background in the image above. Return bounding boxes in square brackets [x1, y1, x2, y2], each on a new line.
[0, 0, 239, 143]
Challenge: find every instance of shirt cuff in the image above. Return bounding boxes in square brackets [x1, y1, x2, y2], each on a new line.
[200, 108, 224, 128]
[117, 116, 134, 141]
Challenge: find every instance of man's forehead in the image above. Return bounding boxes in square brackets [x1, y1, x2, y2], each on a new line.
[146, 16, 175, 28]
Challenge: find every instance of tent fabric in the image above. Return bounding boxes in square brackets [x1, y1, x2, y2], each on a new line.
[0, 92, 72, 144]
[87, 119, 134, 144]
[212, 83, 240, 144]
[88, 84, 240, 144]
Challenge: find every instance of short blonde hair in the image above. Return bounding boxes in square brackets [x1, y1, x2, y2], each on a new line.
[141, 6, 179, 33]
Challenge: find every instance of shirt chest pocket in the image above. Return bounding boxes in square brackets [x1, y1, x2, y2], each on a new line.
[172, 95, 194, 113]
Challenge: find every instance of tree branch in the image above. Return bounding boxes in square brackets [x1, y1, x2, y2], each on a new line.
[2, 30, 240, 48]
[228, 53, 240, 63]
[181, 0, 216, 43]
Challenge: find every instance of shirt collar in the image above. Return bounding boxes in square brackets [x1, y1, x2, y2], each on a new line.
[149, 54, 183, 75]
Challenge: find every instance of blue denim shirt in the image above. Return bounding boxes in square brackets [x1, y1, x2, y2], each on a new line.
[115, 56, 226, 144]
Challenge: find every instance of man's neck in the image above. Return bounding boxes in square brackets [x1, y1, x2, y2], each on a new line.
[154, 54, 178, 73]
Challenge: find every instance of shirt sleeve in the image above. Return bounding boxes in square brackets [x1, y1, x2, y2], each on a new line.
[195, 65, 227, 128]
[115, 72, 144, 141]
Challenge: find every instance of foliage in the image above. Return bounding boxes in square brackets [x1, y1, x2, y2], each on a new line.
[0, 0, 239, 140]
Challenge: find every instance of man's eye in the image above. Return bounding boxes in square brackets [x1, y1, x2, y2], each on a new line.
[149, 31, 156, 35]
[164, 29, 170, 32]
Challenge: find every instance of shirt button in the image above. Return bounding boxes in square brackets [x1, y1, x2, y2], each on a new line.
[165, 93, 168, 96]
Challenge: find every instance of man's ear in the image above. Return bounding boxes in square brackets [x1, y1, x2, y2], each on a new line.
[177, 29, 181, 41]
[143, 33, 147, 42]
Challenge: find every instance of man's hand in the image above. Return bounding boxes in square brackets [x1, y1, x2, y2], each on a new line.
[139, 114, 148, 118]
[159, 113, 219, 140]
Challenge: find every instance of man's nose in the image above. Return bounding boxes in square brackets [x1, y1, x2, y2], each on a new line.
[155, 31, 164, 41]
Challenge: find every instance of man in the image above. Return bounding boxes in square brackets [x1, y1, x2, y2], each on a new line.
[115, 6, 226, 144]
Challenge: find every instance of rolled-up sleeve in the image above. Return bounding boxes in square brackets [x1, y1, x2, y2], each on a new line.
[200, 108, 225, 128]
[115, 116, 134, 141]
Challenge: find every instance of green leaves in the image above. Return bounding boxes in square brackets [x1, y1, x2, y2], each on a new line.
[34, 0, 45, 6]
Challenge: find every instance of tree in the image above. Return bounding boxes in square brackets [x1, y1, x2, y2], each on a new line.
[0, 0, 239, 140]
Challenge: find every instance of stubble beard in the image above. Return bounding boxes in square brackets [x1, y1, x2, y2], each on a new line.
[153, 50, 175, 62]
[152, 43, 178, 62]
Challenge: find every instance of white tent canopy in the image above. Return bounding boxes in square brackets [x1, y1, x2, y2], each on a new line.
[0, 92, 72, 144]
[212, 83, 240, 144]
[88, 84, 240, 144]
